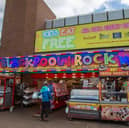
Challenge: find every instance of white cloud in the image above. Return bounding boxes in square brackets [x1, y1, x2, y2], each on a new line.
[121, 0, 129, 5]
[44, 0, 108, 18]
[0, 0, 6, 10]
[103, 1, 114, 11]
[0, 0, 6, 35]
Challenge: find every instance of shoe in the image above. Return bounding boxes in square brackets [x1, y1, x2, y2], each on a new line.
[44, 118, 48, 121]
[40, 118, 44, 121]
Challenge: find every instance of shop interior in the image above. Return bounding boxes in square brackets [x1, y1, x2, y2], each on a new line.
[0, 72, 98, 111]
[0, 72, 129, 121]
[100, 77, 129, 103]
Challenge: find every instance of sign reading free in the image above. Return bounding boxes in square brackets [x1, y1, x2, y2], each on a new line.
[35, 27, 76, 52]
[35, 19, 129, 52]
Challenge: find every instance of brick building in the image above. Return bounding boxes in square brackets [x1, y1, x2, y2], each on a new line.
[0, 0, 55, 57]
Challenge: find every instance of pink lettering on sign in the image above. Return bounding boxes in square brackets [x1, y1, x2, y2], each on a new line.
[39, 58, 47, 66]
[81, 28, 90, 33]
[25, 58, 33, 67]
[48, 57, 56, 66]
[81, 21, 129, 34]
[123, 23, 129, 28]
[91, 26, 104, 32]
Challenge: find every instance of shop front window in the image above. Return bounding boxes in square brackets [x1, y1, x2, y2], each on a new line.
[100, 77, 128, 103]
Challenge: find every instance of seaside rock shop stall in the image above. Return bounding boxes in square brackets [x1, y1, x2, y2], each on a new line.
[65, 50, 129, 124]
[0, 49, 128, 122]
[0, 50, 99, 110]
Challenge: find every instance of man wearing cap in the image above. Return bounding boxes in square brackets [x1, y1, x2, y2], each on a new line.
[39, 81, 51, 121]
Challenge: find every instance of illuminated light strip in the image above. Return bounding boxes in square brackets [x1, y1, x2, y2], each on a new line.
[21, 70, 25, 72]
[76, 52, 83, 54]
[60, 69, 66, 71]
[56, 69, 61, 71]
[93, 51, 100, 53]
[77, 69, 82, 71]
[99, 50, 106, 53]
[88, 51, 94, 53]
[4, 49, 129, 58]
[20, 56, 25, 58]
[82, 69, 88, 71]
[2, 49, 129, 59]
[46, 70, 51, 72]
[46, 54, 53, 56]
[66, 69, 71, 71]
[50, 69, 56, 71]
[33, 70, 38, 72]
[65, 53, 72, 55]
[118, 49, 124, 52]
[32, 55, 39, 57]
[124, 49, 129, 51]
[112, 50, 120, 52]
[9, 71, 14, 72]
[60, 53, 67, 55]
[106, 50, 113, 52]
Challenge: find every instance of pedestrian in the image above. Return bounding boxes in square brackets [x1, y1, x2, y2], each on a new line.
[39, 81, 51, 121]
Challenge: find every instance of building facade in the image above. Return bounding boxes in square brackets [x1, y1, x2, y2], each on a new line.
[0, 0, 56, 57]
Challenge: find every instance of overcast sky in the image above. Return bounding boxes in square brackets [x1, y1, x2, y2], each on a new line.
[0, 0, 5, 39]
[0, 0, 129, 38]
[44, 0, 129, 18]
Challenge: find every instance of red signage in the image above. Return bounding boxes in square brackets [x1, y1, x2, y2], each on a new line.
[100, 68, 129, 76]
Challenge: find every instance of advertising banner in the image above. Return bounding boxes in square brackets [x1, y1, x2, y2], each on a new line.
[35, 19, 129, 52]
[0, 50, 129, 72]
[101, 104, 129, 121]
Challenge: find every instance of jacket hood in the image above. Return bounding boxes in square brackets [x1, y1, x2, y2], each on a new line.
[42, 86, 49, 91]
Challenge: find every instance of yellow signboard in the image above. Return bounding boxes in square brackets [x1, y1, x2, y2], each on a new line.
[35, 19, 129, 52]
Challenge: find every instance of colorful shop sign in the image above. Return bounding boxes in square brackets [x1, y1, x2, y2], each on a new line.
[0, 50, 129, 72]
[35, 19, 129, 52]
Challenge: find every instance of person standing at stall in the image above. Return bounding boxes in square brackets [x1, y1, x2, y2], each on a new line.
[39, 81, 51, 121]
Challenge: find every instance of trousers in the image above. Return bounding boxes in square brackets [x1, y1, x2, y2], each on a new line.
[41, 102, 50, 120]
